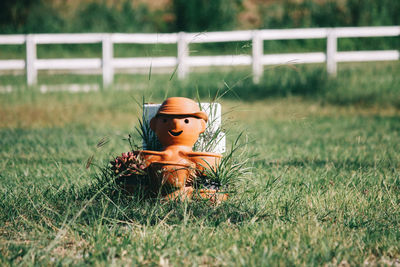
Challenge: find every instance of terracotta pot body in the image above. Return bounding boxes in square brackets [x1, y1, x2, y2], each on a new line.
[148, 162, 192, 192]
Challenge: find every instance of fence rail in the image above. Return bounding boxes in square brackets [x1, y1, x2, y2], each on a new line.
[0, 26, 399, 87]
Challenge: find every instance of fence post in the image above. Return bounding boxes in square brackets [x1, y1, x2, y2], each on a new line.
[102, 34, 113, 87]
[26, 34, 37, 86]
[177, 32, 188, 80]
[252, 30, 263, 84]
[327, 29, 337, 77]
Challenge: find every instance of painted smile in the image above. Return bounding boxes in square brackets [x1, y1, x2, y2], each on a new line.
[169, 130, 183, 136]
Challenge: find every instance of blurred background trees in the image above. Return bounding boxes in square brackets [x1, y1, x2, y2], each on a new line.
[173, 0, 241, 31]
[0, 0, 398, 34]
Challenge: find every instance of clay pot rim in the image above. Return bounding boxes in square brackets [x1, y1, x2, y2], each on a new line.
[185, 152, 222, 158]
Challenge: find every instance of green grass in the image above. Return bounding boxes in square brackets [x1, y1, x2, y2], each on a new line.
[1, 61, 399, 107]
[0, 83, 399, 265]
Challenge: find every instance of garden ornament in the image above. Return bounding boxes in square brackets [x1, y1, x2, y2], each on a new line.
[139, 97, 227, 201]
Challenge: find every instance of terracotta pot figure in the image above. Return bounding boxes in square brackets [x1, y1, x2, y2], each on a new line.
[140, 97, 225, 201]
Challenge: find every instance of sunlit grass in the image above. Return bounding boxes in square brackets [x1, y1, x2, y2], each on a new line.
[0, 85, 399, 265]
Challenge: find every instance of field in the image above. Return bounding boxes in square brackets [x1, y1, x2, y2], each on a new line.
[0, 62, 400, 265]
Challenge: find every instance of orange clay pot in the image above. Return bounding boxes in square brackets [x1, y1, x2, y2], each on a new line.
[134, 97, 227, 201]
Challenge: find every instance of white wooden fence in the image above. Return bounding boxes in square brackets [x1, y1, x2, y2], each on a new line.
[0, 26, 399, 87]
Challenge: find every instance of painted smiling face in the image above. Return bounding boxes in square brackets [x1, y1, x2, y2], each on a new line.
[150, 114, 206, 148]
[149, 97, 208, 149]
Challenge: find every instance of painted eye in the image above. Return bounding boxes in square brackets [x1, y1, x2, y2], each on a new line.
[163, 118, 167, 123]
[184, 119, 189, 124]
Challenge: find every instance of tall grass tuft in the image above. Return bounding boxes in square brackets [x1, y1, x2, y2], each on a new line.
[197, 132, 253, 192]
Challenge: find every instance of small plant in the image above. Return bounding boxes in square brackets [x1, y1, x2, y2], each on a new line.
[109, 151, 149, 191]
[194, 132, 252, 192]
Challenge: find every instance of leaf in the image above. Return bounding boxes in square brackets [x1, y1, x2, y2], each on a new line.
[96, 136, 109, 148]
[86, 154, 94, 169]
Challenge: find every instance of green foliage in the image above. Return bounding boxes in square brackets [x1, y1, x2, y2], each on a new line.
[260, 0, 400, 28]
[0, 0, 40, 33]
[172, 0, 242, 32]
[0, 0, 164, 34]
[74, 2, 123, 33]
[71, 1, 159, 33]
[24, 3, 64, 33]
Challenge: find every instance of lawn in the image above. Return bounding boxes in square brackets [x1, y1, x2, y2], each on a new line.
[0, 69, 400, 265]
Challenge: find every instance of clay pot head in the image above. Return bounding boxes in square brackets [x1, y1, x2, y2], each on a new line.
[150, 97, 208, 148]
